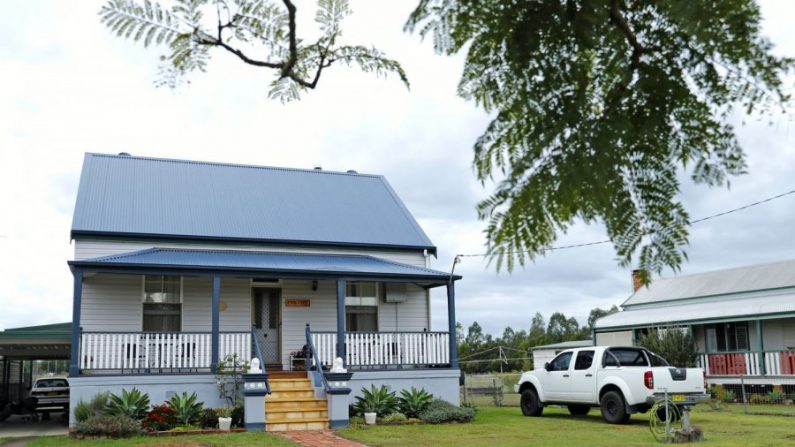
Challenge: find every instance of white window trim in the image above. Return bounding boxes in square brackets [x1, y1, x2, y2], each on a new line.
[141, 275, 184, 332]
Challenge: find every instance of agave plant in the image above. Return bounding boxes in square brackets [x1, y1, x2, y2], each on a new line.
[104, 388, 150, 420]
[399, 387, 433, 418]
[353, 385, 399, 417]
[167, 392, 204, 426]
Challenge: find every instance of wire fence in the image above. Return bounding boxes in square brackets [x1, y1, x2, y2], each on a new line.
[708, 379, 795, 416]
[460, 372, 522, 407]
[459, 372, 795, 417]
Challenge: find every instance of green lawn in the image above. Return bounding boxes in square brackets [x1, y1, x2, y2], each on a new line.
[339, 405, 795, 447]
[26, 432, 297, 447]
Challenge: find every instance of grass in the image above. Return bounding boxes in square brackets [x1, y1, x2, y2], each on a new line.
[26, 432, 297, 447]
[339, 405, 795, 447]
[0, 438, 7, 446]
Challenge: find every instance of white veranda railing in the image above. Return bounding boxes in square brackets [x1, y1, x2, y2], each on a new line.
[311, 331, 450, 369]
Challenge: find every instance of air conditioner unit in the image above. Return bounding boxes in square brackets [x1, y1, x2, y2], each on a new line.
[384, 283, 408, 303]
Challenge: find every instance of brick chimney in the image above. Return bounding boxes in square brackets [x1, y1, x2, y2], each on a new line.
[632, 269, 643, 293]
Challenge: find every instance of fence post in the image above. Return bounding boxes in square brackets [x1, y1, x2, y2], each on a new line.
[741, 376, 748, 414]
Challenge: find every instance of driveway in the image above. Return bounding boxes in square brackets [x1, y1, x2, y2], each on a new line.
[0, 412, 68, 439]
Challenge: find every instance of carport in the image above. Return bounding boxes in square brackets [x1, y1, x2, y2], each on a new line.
[0, 323, 71, 405]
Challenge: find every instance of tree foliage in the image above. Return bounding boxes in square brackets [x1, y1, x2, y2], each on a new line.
[636, 326, 698, 367]
[100, 0, 408, 100]
[407, 0, 792, 283]
[457, 305, 615, 373]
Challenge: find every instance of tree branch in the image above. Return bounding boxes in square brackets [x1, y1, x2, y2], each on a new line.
[195, 33, 283, 69]
[609, 0, 645, 70]
[281, 0, 299, 77]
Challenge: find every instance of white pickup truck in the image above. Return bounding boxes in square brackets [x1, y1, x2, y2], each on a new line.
[514, 346, 708, 424]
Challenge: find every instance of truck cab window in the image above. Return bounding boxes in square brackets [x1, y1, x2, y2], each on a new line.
[549, 352, 573, 371]
[574, 350, 595, 370]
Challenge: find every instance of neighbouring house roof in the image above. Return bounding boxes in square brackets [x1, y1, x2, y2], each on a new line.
[71, 153, 436, 253]
[623, 259, 795, 307]
[69, 248, 459, 286]
[0, 322, 72, 359]
[594, 290, 795, 330]
[531, 340, 594, 351]
[595, 259, 795, 331]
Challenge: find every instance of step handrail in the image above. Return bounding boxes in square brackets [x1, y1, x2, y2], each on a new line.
[251, 324, 264, 364]
[305, 324, 331, 393]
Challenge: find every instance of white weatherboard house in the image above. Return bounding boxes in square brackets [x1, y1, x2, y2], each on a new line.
[67, 153, 461, 430]
[595, 262, 795, 388]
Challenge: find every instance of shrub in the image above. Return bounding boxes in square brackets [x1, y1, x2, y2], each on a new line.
[723, 390, 736, 402]
[90, 392, 109, 414]
[749, 394, 768, 405]
[167, 392, 203, 426]
[74, 415, 141, 438]
[768, 386, 785, 403]
[353, 385, 399, 417]
[73, 401, 95, 423]
[142, 404, 177, 432]
[231, 405, 244, 428]
[105, 388, 150, 420]
[381, 412, 408, 425]
[636, 327, 697, 367]
[418, 399, 475, 424]
[398, 387, 433, 418]
[198, 408, 219, 429]
[711, 385, 726, 401]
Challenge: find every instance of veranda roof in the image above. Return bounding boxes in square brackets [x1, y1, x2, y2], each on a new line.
[69, 248, 459, 287]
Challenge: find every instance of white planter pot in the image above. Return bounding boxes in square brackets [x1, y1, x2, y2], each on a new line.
[364, 412, 377, 425]
[218, 416, 233, 431]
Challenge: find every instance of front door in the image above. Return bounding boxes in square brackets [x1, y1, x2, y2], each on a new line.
[252, 289, 281, 365]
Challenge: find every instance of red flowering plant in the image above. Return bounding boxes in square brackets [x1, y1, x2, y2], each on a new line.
[141, 404, 177, 432]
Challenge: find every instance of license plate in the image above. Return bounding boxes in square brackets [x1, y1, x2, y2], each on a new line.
[671, 394, 687, 402]
[47, 392, 59, 396]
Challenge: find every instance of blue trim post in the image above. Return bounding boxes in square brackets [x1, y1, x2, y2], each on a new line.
[69, 271, 83, 377]
[336, 279, 346, 365]
[211, 276, 221, 372]
[447, 281, 459, 369]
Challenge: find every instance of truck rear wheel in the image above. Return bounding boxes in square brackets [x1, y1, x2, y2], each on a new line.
[520, 388, 543, 417]
[600, 390, 630, 424]
[568, 405, 590, 416]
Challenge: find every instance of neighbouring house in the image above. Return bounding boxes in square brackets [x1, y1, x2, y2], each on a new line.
[66, 153, 461, 429]
[594, 261, 795, 388]
[531, 339, 593, 368]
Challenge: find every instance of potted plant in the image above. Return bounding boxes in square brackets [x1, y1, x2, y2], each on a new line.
[217, 406, 233, 431]
[353, 385, 399, 426]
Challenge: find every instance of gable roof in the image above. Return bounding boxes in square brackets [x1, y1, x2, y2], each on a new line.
[623, 259, 795, 307]
[71, 153, 435, 253]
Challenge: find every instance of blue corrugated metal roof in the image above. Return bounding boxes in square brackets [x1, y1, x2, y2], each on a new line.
[71, 153, 435, 252]
[70, 248, 456, 282]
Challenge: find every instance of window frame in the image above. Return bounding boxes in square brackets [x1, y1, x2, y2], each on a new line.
[344, 282, 379, 332]
[705, 322, 750, 353]
[141, 275, 183, 332]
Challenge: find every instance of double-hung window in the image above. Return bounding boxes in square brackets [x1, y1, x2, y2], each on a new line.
[345, 282, 378, 332]
[142, 276, 182, 331]
[705, 322, 749, 352]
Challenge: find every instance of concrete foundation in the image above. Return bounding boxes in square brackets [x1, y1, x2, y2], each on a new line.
[68, 374, 224, 426]
[347, 369, 461, 405]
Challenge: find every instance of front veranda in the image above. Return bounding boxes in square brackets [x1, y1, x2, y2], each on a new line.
[66, 249, 462, 425]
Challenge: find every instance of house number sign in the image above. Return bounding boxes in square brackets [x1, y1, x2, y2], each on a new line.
[285, 298, 310, 308]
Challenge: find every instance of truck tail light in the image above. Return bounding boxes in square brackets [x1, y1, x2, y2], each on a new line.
[703, 370, 707, 390]
[644, 370, 654, 389]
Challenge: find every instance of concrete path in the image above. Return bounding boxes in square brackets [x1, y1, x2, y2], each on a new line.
[280, 430, 369, 447]
[0, 412, 69, 440]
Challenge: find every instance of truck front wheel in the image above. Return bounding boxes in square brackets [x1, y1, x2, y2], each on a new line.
[600, 390, 630, 424]
[520, 388, 543, 417]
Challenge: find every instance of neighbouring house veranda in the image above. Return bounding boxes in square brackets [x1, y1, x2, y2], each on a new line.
[595, 262, 795, 390]
[65, 153, 462, 431]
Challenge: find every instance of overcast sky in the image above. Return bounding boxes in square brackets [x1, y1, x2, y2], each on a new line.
[1, 1, 794, 336]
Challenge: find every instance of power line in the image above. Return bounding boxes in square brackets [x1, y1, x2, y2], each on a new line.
[455, 187, 795, 259]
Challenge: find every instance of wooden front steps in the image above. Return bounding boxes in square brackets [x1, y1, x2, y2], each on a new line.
[266, 376, 328, 432]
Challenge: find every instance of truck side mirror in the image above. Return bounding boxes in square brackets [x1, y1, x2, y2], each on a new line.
[544, 362, 551, 372]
